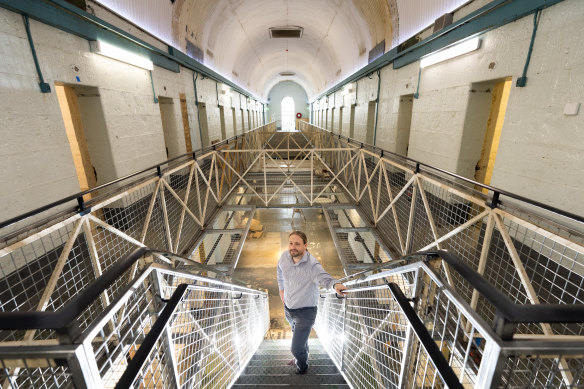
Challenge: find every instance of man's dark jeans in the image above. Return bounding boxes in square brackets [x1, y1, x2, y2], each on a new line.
[284, 305, 317, 372]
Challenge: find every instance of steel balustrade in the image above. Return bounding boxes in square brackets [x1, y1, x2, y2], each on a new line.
[0, 248, 269, 389]
[315, 252, 584, 389]
[0, 120, 583, 388]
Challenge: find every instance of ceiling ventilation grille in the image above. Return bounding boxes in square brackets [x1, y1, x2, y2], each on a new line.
[269, 26, 303, 38]
[279, 72, 295, 76]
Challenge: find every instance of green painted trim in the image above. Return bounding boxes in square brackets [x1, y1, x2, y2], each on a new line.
[517, 10, 541, 87]
[0, 0, 262, 101]
[193, 72, 203, 149]
[149, 70, 158, 104]
[413, 67, 421, 99]
[313, 0, 564, 102]
[23, 15, 50, 93]
[372, 70, 381, 146]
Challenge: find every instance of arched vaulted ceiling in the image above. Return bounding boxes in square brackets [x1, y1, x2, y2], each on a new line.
[95, 0, 470, 100]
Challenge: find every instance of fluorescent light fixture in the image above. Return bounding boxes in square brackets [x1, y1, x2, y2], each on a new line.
[90, 40, 153, 70]
[420, 37, 480, 68]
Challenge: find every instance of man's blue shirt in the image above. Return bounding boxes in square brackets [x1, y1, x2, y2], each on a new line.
[277, 250, 338, 309]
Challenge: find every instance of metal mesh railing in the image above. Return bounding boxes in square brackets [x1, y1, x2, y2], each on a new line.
[300, 121, 584, 340]
[0, 124, 275, 345]
[0, 250, 269, 389]
[315, 255, 584, 389]
[0, 352, 76, 389]
[498, 351, 584, 389]
[1, 120, 583, 389]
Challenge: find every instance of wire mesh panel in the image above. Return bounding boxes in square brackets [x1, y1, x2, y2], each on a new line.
[0, 356, 75, 389]
[126, 329, 178, 389]
[90, 273, 160, 388]
[149, 267, 269, 389]
[314, 294, 345, 367]
[343, 285, 410, 389]
[497, 349, 584, 388]
[404, 338, 450, 389]
[414, 263, 492, 388]
[160, 282, 268, 389]
[316, 267, 418, 389]
[164, 288, 236, 389]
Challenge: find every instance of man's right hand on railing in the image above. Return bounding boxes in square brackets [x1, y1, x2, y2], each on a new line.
[334, 283, 348, 297]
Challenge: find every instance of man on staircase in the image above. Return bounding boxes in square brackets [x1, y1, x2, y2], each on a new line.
[277, 230, 348, 375]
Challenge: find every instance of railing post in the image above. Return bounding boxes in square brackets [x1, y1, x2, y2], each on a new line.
[68, 341, 104, 389]
[397, 265, 423, 388]
[228, 285, 243, 371]
[77, 196, 88, 215]
[492, 311, 516, 340]
[474, 341, 503, 389]
[152, 270, 182, 386]
[487, 191, 500, 209]
[340, 295, 347, 372]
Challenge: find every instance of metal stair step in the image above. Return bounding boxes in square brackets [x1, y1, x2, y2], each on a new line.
[235, 373, 347, 385]
[247, 358, 335, 367]
[258, 339, 323, 347]
[250, 352, 330, 360]
[258, 339, 323, 346]
[232, 385, 350, 388]
[254, 347, 327, 355]
[244, 364, 341, 375]
[257, 346, 327, 353]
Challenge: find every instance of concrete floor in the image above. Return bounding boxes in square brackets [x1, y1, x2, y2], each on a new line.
[232, 208, 345, 340]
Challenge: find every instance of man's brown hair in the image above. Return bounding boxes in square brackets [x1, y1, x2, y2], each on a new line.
[289, 230, 307, 244]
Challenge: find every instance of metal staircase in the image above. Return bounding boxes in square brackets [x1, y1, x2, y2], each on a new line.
[0, 122, 583, 388]
[233, 339, 348, 388]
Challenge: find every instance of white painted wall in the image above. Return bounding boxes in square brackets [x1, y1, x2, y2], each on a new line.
[316, 0, 584, 217]
[0, 0, 582, 224]
[267, 81, 309, 129]
[0, 6, 263, 222]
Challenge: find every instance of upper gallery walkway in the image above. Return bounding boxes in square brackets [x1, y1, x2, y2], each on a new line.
[0, 122, 583, 388]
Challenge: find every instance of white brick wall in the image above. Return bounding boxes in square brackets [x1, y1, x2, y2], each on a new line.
[0, 0, 582, 223]
[318, 0, 584, 216]
[0, 6, 262, 222]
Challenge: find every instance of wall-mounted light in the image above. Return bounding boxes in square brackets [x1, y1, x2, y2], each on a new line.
[420, 37, 480, 68]
[89, 40, 153, 70]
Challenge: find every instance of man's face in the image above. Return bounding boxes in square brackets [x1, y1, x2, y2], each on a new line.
[288, 234, 307, 258]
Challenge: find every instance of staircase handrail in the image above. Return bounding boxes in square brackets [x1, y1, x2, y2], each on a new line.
[0, 247, 264, 331]
[331, 250, 584, 330]
[388, 282, 464, 389]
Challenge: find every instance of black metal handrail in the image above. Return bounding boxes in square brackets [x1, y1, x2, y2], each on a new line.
[114, 283, 188, 389]
[303, 123, 584, 224]
[0, 247, 148, 331]
[0, 248, 260, 332]
[388, 282, 464, 389]
[113, 281, 264, 388]
[426, 250, 584, 324]
[332, 249, 584, 340]
[0, 123, 275, 231]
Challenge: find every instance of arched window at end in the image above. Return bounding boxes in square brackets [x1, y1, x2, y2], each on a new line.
[281, 96, 295, 131]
